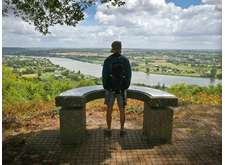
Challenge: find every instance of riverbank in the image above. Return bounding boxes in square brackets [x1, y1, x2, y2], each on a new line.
[44, 56, 222, 87]
[52, 55, 222, 79]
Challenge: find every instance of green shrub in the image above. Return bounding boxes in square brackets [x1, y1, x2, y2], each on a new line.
[167, 83, 222, 105]
[2, 66, 97, 105]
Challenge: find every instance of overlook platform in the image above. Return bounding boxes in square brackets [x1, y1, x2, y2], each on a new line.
[3, 86, 221, 165]
[6, 104, 221, 164]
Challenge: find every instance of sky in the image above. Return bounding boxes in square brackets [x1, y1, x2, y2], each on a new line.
[2, 0, 222, 49]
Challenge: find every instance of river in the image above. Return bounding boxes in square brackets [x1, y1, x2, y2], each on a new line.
[45, 57, 221, 87]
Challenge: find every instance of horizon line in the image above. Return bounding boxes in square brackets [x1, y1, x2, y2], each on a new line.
[2, 46, 222, 51]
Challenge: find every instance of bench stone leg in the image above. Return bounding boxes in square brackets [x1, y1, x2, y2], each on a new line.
[60, 105, 86, 145]
[143, 102, 173, 144]
[143, 102, 150, 136]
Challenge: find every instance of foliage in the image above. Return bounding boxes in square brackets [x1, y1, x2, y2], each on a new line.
[3, 0, 125, 34]
[3, 65, 98, 134]
[167, 83, 222, 105]
[3, 65, 96, 104]
[134, 83, 221, 105]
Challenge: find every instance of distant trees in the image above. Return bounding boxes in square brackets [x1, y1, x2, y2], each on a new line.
[37, 70, 42, 79]
[145, 60, 148, 65]
[61, 70, 70, 77]
[216, 73, 222, 79]
[146, 67, 150, 74]
[43, 67, 56, 72]
[210, 67, 217, 78]
[3, 0, 125, 34]
[21, 68, 36, 75]
[131, 62, 138, 67]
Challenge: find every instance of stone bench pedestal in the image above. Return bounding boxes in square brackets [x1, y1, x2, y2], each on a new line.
[55, 85, 178, 145]
[60, 105, 86, 145]
[144, 102, 173, 144]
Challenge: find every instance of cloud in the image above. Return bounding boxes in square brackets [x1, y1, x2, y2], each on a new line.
[96, 0, 221, 36]
[202, 0, 221, 5]
[202, 0, 222, 11]
[93, 0, 221, 49]
[3, 16, 115, 48]
[2, 0, 222, 49]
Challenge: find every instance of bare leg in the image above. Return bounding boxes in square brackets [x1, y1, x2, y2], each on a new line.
[117, 92, 126, 131]
[106, 106, 113, 129]
[119, 107, 125, 130]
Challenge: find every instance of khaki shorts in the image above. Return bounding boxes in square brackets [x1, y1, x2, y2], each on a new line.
[104, 90, 127, 110]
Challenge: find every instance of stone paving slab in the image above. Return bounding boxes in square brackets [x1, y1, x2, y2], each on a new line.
[13, 128, 221, 165]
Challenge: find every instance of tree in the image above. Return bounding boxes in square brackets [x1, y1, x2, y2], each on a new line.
[210, 66, 217, 78]
[146, 67, 150, 74]
[37, 70, 42, 79]
[62, 70, 70, 76]
[3, 0, 125, 35]
[145, 60, 148, 65]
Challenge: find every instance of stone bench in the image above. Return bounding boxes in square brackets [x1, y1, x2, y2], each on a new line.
[55, 85, 178, 145]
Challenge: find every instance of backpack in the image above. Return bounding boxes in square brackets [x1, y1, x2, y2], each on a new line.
[110, 56, 126, 92]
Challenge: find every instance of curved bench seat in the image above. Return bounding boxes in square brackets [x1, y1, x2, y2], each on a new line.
[55, 85, 178, 108]
[55, 85, 178, 145]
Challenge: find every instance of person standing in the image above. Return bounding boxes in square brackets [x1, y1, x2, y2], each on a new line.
[102, 41, 132, 136]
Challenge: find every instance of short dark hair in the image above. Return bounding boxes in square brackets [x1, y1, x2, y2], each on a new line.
[111, 41, 122, 51]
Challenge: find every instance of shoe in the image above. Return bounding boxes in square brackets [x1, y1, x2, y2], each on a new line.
[104, 129, 111, 136]
[120, 130, 126, 136]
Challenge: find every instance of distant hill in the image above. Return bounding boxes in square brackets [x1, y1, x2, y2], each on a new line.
[3, 47, 222, 57]
[2, 47, 110, 56]
[3, 47, 53, 56]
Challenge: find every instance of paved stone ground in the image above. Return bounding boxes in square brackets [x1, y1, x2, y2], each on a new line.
[5, 104, 221, 165]
[13, 128, 220, 165]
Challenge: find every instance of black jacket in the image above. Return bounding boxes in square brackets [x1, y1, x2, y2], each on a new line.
[102, 53, 132, 90]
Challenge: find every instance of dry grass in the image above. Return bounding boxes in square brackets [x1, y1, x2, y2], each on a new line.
[3, 100, 58, 139]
